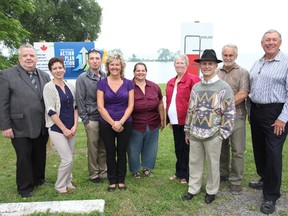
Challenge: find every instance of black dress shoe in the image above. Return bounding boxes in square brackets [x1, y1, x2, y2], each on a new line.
[20, 192, 33, 199]
[90, 177, 103, 184]
[260, 200, 276, 214]
[248, 180, 263, 190]
[205, 193, 215, 204]
[220, 176, 228, 181]
[35, 180, 53, 187]
[182, 192, 194, 201]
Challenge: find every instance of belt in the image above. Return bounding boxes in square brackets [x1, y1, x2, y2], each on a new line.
[252, 102, 284, 109]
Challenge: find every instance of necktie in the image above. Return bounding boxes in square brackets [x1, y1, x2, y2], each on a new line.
[28, 72, 38, 89]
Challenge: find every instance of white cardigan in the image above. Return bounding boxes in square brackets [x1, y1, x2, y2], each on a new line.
[43, 80, 76, 128]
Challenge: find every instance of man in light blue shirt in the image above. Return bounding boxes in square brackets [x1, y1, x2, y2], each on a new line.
[248, 29, 288, 215]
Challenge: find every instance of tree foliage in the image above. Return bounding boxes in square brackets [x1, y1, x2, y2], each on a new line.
[0, 0, 35, 69]
[109, 49, 124, 56]
[157, 48, 177, 61]
[20, 0, 102, 43]
[129, 53, 141, 62]
[0, 0, 34, 48]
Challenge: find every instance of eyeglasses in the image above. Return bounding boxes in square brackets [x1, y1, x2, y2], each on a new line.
[88, 48, 101, 54]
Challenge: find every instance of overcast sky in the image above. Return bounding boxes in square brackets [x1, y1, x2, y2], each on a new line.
[95, 0, 288, 58]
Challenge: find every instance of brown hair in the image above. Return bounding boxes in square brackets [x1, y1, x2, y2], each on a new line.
[48, 57, 65, 71]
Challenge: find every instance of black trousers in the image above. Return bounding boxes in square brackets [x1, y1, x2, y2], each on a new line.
[100, 122, 132, 185]
[250, 103, 287, 202]
[172, 125, 189, 180]
[12, 134, 49, 195]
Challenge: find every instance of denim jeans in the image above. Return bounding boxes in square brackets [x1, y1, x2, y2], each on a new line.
[127, 126, 159, 173]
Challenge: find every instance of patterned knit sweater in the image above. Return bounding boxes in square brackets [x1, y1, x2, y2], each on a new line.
[184, 79, 236, 140]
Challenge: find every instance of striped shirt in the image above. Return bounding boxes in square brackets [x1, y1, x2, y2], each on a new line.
[249, 50, 288, 122]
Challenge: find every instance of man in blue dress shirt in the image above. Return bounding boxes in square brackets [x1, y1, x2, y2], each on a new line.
[249, 29, 288, 214]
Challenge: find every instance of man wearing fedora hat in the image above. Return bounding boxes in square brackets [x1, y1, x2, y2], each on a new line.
[182, 49, 236, 204]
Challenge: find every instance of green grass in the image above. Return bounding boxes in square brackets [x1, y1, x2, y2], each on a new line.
[0, 121, 288, 215]
[158, 83, 166, 96]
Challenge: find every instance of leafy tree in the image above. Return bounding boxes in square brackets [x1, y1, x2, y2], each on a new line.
[0, 0, 35, 69]
[129, 53, 140, 62]
[109, 49, 124, 56]
[20, 0, 102, 43]
[157, 48, 174, 61]
[0, 0, 34, 48]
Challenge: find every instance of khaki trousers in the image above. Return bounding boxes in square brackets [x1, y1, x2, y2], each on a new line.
[188, 135, 222, 195]
[85, 121, 107, 179]
[220, 117, 246, 185]
[49, 129, 75, 191]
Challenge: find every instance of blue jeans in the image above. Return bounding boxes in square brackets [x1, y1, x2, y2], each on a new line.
[127, 126, 159, 173]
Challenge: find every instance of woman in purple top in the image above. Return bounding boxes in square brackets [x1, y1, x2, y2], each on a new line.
[127, 63, 165, 179]
[97, 53, 134, 191]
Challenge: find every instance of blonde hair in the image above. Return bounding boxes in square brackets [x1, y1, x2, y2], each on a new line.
[105, 52, 126, 79]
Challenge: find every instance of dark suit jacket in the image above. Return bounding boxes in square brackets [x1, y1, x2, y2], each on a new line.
[0, 64, 50, 138]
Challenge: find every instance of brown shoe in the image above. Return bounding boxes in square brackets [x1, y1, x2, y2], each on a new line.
[230, 185, 242, 195]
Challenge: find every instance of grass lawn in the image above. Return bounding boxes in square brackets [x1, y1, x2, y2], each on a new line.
[0, 84, 287, 215]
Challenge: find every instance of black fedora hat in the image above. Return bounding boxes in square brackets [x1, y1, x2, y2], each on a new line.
[194, 49, 222, 63]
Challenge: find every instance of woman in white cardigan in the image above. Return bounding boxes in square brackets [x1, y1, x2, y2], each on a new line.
[43, 57, 78, 194]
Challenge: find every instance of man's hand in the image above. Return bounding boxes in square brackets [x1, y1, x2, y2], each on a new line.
[272, 119, 286, 136]
[185, 135, 190, 145]
[2, 128, 14, 139]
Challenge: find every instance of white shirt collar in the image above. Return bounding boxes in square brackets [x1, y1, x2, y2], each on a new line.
[201, 75, 219, 84]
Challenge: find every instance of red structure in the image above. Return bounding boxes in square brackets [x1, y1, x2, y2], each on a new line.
[186, 54, 200, 76]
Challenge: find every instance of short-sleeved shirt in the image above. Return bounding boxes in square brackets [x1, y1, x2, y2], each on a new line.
[132, 79, 163, 132]
[217, 63, 250, 117]
[97, 77, 134, 124]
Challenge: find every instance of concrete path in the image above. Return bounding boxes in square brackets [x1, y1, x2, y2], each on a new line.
[0, 199, 105, 215]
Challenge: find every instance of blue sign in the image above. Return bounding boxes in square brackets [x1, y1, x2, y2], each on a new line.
[54, 42, 95, 79]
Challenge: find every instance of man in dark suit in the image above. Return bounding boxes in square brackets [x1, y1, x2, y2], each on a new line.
[0, 43, 50, 198]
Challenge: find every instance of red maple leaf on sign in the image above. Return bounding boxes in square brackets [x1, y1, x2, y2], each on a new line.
[40, 45, 48, 51]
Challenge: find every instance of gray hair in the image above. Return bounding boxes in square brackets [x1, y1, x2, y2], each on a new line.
[18, 43, 37, 56]
[174, 54, 189, 66]
[261, 29, 282, 42]
[222, 44, 238, 55]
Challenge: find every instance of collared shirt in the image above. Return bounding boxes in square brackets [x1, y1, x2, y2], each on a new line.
[217, 63, 250, 117]
[27, 70, 40, 91]
[201, 74, 220, 84]
[249, 50, 288, 122]
[87, 69, 104, 81]
[132, 79, 163, 132]
[75, 69, 106, 124]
